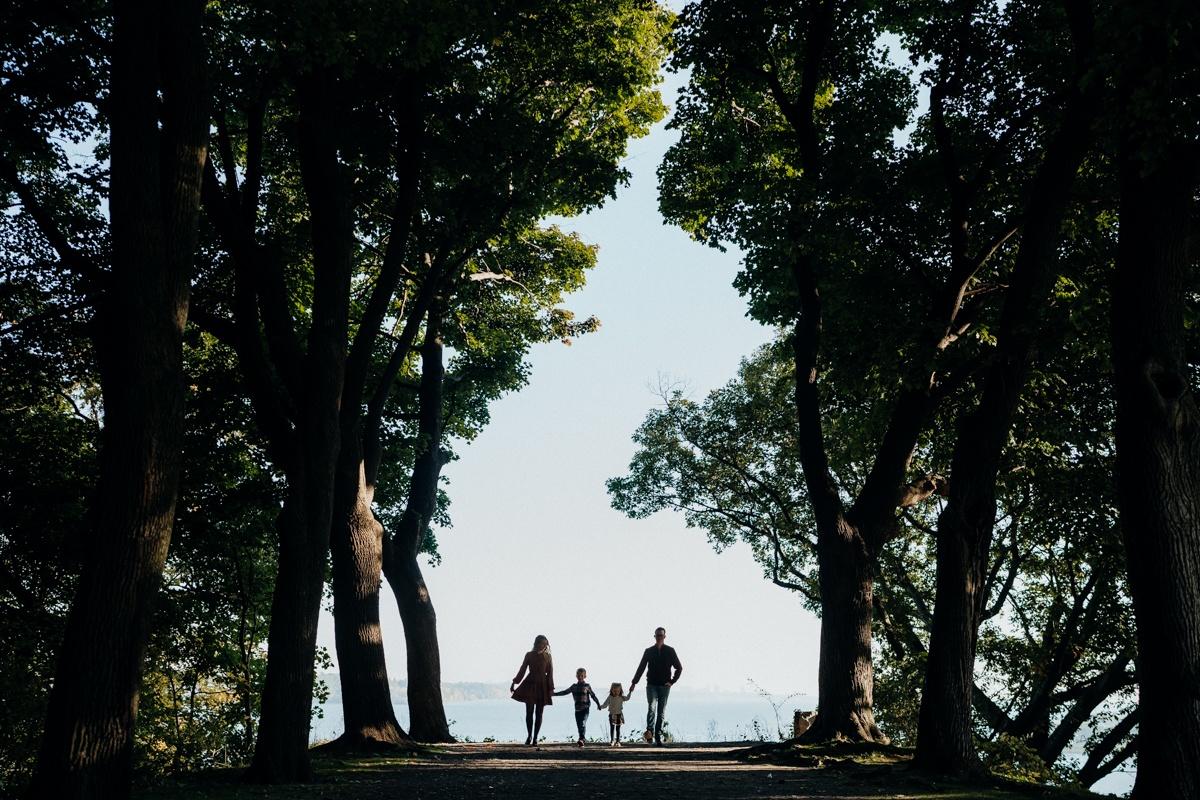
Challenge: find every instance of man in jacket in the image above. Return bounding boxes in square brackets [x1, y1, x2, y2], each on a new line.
[629, 626, 683, 745]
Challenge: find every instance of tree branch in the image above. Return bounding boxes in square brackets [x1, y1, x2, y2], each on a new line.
[1077, 706, 1139, 787]
[363, 254, 451, 480]
[791, 253, 848, 536]
[0, 155, 106, 286]
[663, 399, 803, 536]
[344, 91, 423, 418]
[982, 521, 1023, 620]
[1040, 651, 1134, 764]
[1005, 569, 1103, 737]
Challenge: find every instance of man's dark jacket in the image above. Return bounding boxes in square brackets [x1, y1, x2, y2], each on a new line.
[633, 644, 682, 686]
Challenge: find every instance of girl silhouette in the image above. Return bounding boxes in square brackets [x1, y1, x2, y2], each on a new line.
[510, 634, 554, 745]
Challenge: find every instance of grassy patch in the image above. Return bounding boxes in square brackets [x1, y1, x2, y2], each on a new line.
[739, 738, 914, 767]
[134, 751, 426, 800]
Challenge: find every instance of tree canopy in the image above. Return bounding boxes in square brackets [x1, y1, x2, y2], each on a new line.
[2, 0, 1199, 797]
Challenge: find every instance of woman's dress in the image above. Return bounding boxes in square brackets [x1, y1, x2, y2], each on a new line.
[511, 650, 554, 705]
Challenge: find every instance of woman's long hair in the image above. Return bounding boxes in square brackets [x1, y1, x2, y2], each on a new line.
[531, 635, 552, 671]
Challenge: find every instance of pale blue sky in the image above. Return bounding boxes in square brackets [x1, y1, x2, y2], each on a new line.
[316, 68, 822, 697]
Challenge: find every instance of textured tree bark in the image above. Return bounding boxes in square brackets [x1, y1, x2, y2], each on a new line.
[29, 3, 207, 798]
[385, 548, 451, 742]
[245, 496, 326, 782]
[1112, 138, 1200, 799]
[324, 127, 423, 751]
[383, 304, 454, 743]
[245, 70, 354, 784]
[790, 258, 889, 744]
[913, 8, 1097, 773]
[913, 507, 989, 774]
[801, 519, 885, 742]
[327, 437, 411, 749]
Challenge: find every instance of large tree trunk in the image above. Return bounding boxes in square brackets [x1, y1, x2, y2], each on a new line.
[913, 505, 990, 773]
[383, 304, 453, 743]
[322, 99, 423, 753]
[245, 495, 327, 782]
[245, 70, 354, 783]
[327, 437, 411, 748]
[913, 12, 1096, 772]
[789, 258, 888, 744]
[767, 2, 909, 746]
[800, 519, 885, 742]
[1112, 140, 1200, 799]
[30, 3, 207, 798]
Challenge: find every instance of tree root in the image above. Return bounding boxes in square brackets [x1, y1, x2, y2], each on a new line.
[313, 730, 423, 757]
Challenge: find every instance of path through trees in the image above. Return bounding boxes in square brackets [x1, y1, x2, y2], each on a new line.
[132, 743, 1112, 800]
[2, 1, 1199, 798]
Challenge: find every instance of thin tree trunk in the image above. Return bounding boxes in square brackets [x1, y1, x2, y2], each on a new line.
[30, 3, 207, 797]
[383, 304, 453, 743]
[913, 5, 1096, 773]
[245, 495, 327, 782]
[191, 23, 355, 784]
[234, 552, 256, 754]
[1112, 137, 1200, 799]
[385, 548, 451, 742]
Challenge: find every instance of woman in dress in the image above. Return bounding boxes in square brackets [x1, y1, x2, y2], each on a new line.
[510, 634, 554, 745]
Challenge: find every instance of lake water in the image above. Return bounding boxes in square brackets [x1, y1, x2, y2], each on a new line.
[312, 692, 804, 745]
[310, 693, 1133, 797]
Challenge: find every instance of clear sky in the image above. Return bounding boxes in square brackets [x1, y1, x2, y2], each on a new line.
[315, 67, 823, 698]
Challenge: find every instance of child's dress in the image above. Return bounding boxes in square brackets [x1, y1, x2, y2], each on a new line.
[599, 691, 632, 725]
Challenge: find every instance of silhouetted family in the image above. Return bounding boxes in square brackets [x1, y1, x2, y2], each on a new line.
[510, 626, 683, 747]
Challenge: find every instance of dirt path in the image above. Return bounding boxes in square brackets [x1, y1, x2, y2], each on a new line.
[140, 742, 1100, 800]
[359, 742, 841, 799]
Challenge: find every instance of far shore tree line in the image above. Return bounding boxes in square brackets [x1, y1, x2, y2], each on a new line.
[0, 2, 1196, 800]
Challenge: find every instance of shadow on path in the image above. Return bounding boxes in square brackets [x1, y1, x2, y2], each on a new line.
[137, 742, 1106, 800]
[324, 742, 895, 799]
